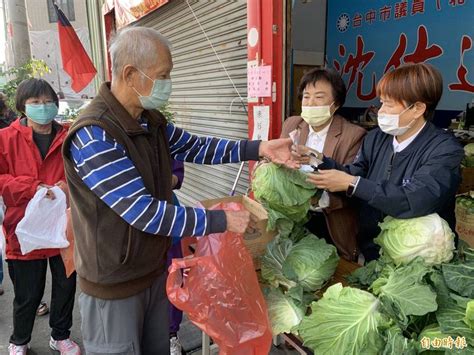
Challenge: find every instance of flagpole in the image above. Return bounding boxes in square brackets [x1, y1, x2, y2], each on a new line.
[53, 0, 62, 95]
[55, 61, 62, 93]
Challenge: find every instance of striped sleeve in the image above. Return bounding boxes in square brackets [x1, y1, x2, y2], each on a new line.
[166, 123, 261, 163]
[69, 125, 226, 238]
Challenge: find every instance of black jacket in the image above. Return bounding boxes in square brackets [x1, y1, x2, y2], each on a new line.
[322, 122, 464, 260]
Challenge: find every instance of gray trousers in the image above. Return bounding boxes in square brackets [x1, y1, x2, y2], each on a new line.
[79, 272, 170, 355]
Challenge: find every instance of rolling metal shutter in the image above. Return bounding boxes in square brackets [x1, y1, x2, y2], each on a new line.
[136, 0, 249, 207]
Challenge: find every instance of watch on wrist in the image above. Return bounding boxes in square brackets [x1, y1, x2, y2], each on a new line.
[346, 176, 359, 197]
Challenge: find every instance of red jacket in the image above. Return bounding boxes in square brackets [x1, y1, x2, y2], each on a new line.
[0, 119, 67, 260]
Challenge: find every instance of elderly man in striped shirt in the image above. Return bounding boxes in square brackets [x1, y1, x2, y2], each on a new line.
[62, 27, 295, 354]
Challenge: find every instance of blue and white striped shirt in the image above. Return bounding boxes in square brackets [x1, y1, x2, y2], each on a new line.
[69, 122, 260, 238]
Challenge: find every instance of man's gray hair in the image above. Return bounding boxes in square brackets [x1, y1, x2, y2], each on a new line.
[109, 27, 171, 81]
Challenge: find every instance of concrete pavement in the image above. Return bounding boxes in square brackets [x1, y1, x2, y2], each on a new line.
[0, 259, 84, 354]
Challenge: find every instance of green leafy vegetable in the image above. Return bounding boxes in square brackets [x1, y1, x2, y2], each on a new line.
[465, 300, 474, 330]
[263, 287, 306, 335]
[261, 239, 296, 290]
[465, 143, 474, 157]
[456, 194, 474, 214]
[381, 326, 418, 355]
[252, 163, 315, 235]
[371, 259, 438, 319]
[430, 272, 474, 346]
[442, 248, 474, 299]
[375, 214, 455, 266]
[346, 257, 388, 289]
[282, 235, 339, 292]
[261, 234, 338, 292]
[298, 283, 389, 355]
[463, 155, 474, 168]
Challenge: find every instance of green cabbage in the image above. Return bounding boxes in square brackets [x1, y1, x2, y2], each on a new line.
[298, 283, 390, 355]
[465, 143, 474, 157]
[346, 257, 389, 289]
[261, 234, 339, 292]
[263, 287, 306, 335]
[430, 271, 474, 347]
[463, 155, 474, 168]
[463, 143, 474, 166]
[375, 214, 455, 266]
[442, 248, 474, 299]
[465, 300, 474, 330]
[282, 236, 339, 292]
[252, 163, 315, 236]
[370, 258, 438, 325]
[456, 195, 474, 215]
[381, 326, 418, 355]
[261, 238, 297, 290]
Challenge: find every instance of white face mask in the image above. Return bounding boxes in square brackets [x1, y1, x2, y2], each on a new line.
[301, 103, 334, 127]
[377, 104, 416, 136]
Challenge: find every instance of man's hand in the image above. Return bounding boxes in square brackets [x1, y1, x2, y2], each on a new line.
[306, 170, 355, 192]
[171, 175, 179, 189]
[225, 210, 251, 234]
[259, 138, 299, 169]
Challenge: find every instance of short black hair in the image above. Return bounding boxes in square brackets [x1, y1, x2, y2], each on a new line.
[297, 68, 347, 109]
[15, 78, 59, 114]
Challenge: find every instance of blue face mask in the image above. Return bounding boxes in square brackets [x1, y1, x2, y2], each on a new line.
[25, 103, 58, 125]
[133, 69, 172, 110]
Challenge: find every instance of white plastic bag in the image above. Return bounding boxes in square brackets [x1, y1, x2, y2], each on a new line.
[16, 187, 69, 255]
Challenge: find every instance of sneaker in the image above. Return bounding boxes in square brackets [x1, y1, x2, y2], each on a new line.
[170, 336, 182, 355]
[49, 338, 81, 355]
[36, 301, 49, 316]
[8, 344, 28, 355]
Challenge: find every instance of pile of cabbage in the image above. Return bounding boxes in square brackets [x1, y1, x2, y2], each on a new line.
[463, 143, 474, 167]
[253, 162, 474, 354]
[299, 213, 474, 354]
[260, 235, 339, 335]
[252, 163, 340, 334]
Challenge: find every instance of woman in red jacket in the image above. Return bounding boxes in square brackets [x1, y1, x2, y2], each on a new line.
[0, 79, 80, 355]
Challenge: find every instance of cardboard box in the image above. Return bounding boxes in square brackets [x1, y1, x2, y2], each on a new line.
[458, 167, 474, 194]
[455, 199, 474, 247]
[200, 195, 277, 269]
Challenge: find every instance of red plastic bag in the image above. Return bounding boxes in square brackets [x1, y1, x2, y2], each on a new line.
[166, 202, 272, 355]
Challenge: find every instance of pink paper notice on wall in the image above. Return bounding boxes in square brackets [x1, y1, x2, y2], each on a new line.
[248, 66, 272, 98]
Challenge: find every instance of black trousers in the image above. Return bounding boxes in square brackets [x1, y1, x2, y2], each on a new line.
[7, 255, 77, 345]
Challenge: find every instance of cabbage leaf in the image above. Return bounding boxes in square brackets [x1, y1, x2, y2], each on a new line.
[442, 248, 474, 299]
[298, 283, 390, 355]
[263, 287, 306, 335]
[282, 235, 339, 291]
